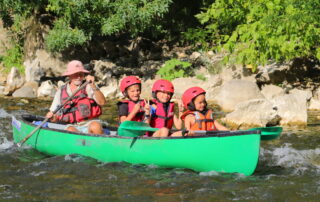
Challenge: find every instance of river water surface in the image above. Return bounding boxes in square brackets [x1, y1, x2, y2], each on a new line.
[0, 97, 320, 201]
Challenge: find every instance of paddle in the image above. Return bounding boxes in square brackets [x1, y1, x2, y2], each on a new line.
[247, 126, 282, 140]
[118, 121, 158, 137]
[17, 80, 90, 147]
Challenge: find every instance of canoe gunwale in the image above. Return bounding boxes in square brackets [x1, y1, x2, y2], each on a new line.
[17, 114, 261, 140]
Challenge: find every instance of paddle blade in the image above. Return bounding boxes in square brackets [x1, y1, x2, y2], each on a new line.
[248, 126, 282, 140]
[117, 121, 158, 137]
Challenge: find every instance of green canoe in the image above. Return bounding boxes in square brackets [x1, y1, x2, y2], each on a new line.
[12, 115, 261, 176]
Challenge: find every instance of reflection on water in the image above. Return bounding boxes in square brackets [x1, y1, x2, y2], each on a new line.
[0, 96, 320, 200]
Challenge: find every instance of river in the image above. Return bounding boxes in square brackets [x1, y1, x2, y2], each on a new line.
[0, 97, 319, 201]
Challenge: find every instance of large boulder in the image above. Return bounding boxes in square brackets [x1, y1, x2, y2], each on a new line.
[24, 49, 66, 82]
[12, 82, 38, 98]
[3, 67, 25, 95]
[271, 93, 308, 125]
[223, 99, 280, 128]
[261, 84, 285, 100]
[212, 80, 265, 112]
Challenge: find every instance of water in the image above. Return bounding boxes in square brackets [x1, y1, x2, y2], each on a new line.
[0, 97, 319, 201]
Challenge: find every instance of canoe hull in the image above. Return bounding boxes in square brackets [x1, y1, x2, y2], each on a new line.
[12, 115, 261, 176]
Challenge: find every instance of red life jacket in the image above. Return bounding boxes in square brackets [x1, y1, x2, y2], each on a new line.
[119, 99, 146, 122]
[150, 100, 175, 129]
[181, 109, 217, 131]
[57, 84, 102, 124]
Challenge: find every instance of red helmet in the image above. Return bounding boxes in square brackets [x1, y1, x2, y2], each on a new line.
[182, 87, 206, 109]
[120, 76, 141, 94]
[152, 79, 174, 95]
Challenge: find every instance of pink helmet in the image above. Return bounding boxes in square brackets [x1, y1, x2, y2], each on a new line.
[120, 76, 141, 94]
[182, 87, 206, 109]
[152, 79, 174, 95]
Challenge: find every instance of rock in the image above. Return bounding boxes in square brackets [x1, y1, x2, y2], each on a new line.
[171, 77, 211, 98]
[24, 49, 66, 80]
[0, 20, 11, 55]
[289, 88, 312, 101]
[261, 84, 285, 100]
[308, 98, 320, 110]
[99, 80, 119, 98]
[24, 59, 45, 83]
[190, 52, 201, 60]
[223, 99, 280, 128]
[57, 81, 65, 88]
[12, 82, 38, 98]
[0, 86, 4, 95]
[37, 80, 56, 97]
[4, 67, 25, 95]
[140, 79, 154, 99]
[271, 94, 307, 125]
[212, 80, 265, 112]
[100, 86, 119, 98]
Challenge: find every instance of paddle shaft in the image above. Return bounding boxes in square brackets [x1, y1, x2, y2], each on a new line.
[17, 81, 90, 147]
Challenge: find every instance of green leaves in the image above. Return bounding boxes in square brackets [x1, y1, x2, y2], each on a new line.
[193, 0, 320, 67]
[156, 59, 193, 81]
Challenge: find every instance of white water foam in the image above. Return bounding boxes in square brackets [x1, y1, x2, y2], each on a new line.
[0, 137, 14, 150]
[0, 108, 10, 118]
[263, 143, 320, 173]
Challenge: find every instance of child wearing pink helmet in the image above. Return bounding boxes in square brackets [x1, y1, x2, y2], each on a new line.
[148, 79, 184, 137]
[177, 86, 228, 136]
[118, 76, 150, 123]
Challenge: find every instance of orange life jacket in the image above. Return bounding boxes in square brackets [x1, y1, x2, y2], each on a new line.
[181, 109, 217, 131]
[118, 99, 146, 122]
[58, 84, 102, 124]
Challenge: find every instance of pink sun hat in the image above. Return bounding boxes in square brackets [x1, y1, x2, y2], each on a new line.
[62, 60, 89, 76]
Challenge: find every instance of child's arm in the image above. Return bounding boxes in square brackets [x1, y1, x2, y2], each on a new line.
[213, 120, 229, 131]
[184, 114, 196, 136]
[119, 103, 141, 123]
[173, 99, 184, 129]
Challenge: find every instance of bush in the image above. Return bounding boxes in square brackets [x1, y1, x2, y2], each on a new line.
[0, 0, 173, 52]
[157, 59, 193, 80]
[194, 0, 320, 69]
[2, 44, 24, 73]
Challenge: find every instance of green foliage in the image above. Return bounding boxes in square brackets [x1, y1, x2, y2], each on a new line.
[194, 0, 320, 66]
[0, 0, 173, 52]
[157, 59, 193, 81]
[2, 44, 24, 73]
[45, 0, 172, 51]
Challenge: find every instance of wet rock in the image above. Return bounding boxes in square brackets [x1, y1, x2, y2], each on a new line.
[212, 80, 265, 112]
[223, 99, 280, 128]
[261, 84, 285, 100]
[12, 82, 38, 98]
[37, 80, 56, 97]
[4, 67, 25, 95]
[271, 93, 307, 125]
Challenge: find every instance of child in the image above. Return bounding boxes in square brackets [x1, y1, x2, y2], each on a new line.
[149, 79, 184, 137]
[179, 87, 228, 136]
[118, 76, 150, 123]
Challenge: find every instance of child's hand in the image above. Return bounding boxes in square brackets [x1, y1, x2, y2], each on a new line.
[144, 98, 150, 115]
[132, 103, 141, 114]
